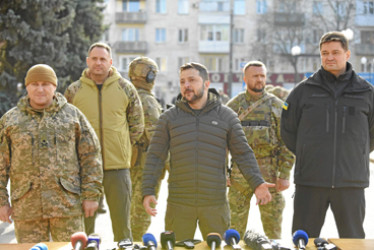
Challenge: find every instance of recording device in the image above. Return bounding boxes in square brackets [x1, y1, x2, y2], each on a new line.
[29, 243, 48, 250]
[243, 229, 272, 250]
[143, 233, 158, 250]
[86, 234, 101, 250]
[118, 238, 133, 249]
[224, 229, 242, 250]
[71, 232, 88, 250]
[292, 230, 309, 250]
[314, 238, 337, 250]
[206, 233, 222, 250]
[161, 231, 175, 250]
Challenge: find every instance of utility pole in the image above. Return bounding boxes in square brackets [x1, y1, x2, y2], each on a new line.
[228, 0, 234, 98]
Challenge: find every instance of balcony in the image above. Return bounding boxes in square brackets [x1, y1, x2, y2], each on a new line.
[354, 43, 374, 56]
[273, 12, 305, 26]
[199, 41, 229, 53]
[113, 41, 147, 53]
[115, 11, 147, 24]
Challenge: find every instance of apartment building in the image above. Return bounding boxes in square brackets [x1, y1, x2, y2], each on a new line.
[102, 0, 374, 104]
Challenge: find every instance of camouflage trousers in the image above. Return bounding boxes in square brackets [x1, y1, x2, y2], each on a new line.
[14, 215, 84, 243]
[228, 185, 285, 239]
[130, 150, 165, 242]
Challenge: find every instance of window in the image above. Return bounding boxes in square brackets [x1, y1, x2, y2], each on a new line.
[122, 0, 140, 12]
[256, 28, 266, 42]
[122, 28, 139, 41]
[178, 57, 190, 69]
[155, 57, 167, 72]
[234, 0, 245, 15]
[200, 25, 229, 42]
[199, 0, 229, 12]
[361, 30, 374, 44]
[178, 0, 189, 14]
[234, 58, 246, 72]
[156, 0, 167, 13]
[312, 1, 323, 15]
[256, 0, 267, 14]
[156, 28, 166, 43]
[178, 29, 188, 43]
[363, 1, 374, 14]
[233, 28, 244, 43]
[203, 57, 224, 72]
[336, 1, 346, 17]
[120, 56, 137, 72]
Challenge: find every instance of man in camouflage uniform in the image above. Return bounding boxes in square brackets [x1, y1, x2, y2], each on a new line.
[128, 57, 166, 241]
[65, 43, 144, 242]
[0, 64, 103, 243]
[227, 61, 295, 239]
[264, 84, 290, 101]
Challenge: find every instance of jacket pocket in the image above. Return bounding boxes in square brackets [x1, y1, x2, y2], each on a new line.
[11, 180, 32, 201]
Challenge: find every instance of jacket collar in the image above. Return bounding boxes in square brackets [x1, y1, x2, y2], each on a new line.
[176, 88, 221, 114]
[80, 66, 121, 88]
[18, 92, 67, 115]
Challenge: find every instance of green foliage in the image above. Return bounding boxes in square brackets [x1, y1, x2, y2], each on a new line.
[0, 0, 106, 115]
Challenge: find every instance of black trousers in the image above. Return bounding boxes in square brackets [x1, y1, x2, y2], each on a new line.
[292, 185, 365, 238]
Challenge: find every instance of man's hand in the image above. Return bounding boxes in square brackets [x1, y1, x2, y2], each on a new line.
[82, 200, 99, 218]
[275, 178, 290, 192]
[0, 205, 12, 223]
[254, 182, 275, 205]
[143, 195, 158, 216]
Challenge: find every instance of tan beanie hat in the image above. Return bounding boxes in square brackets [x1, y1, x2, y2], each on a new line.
[25, 64, 57, 86]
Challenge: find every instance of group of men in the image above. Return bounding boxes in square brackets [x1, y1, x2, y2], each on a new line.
[0, 30, 373, 243]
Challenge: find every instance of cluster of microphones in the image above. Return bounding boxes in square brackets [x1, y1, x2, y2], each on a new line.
[28, 228, 337, 250]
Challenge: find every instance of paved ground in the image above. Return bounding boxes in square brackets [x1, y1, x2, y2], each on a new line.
[1, 165, 374, 244]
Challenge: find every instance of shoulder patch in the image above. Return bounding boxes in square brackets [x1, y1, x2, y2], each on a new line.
[282, 102, 289, 111]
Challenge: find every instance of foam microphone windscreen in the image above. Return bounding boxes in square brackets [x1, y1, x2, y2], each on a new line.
[224, 229, 240, 245]
[292, 230, 309, 249]
[143, 233, 158, 248]
[71, 231, 88, 250]
[161, 231, 176, 249]
[243, 229, 273, 250]
[206, 233, 222, 248]
[29, 243, 48, 250]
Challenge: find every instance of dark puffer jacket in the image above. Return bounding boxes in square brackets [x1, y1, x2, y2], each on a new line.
[142, 89, 264, 206]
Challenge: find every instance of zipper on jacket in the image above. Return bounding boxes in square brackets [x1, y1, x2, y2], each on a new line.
[98, 88, 105, 167]
[326, 104, 330, 133]
[195, 115, 199, 203]
[342, 106, 347, 134]
[332, 99, 338, 188]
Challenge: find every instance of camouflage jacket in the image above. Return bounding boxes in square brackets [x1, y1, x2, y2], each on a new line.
[227, 90, 295, 187]
[136, 88, 162, 148]
[0, 93, 103, 220]
[65, 66, 144, 170]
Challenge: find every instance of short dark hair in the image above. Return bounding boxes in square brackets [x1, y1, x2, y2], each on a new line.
[243, 61, 266, 73]
[319, 31, 349, 51]
[88, 42, 112, 57]
[179, 62, 209, 82]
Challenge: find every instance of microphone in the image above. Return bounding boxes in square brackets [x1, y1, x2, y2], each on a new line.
[29, 243, 48, 250]
[118, 238, 133, 249]
[206, 233, 222, 250]
[292, 230, 308, 250]
[224, 229, 241, 250]
[71, 231, 88, 250]
[314, 238, 337, 250]
[243, 229, 272, 250]
[160, 231, 175, 250]
[143, 233, 158, 250]
[86, 234, 101, 250]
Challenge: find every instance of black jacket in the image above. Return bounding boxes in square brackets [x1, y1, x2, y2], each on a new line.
[142, 89, 264, 206]
[281, 63, 374, 188]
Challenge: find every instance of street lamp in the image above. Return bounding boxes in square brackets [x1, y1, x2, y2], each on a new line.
[342, 28, 354, 41]
[291, 45, 301, 84]
[361, 56, 367, 72]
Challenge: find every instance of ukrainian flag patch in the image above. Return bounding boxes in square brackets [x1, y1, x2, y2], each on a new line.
[282, 102, 289, 110]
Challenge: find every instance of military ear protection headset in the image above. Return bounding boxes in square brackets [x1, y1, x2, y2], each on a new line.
[146, 69, 156, 83]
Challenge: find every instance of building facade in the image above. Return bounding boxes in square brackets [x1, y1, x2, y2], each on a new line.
[102, 0, 374, 105]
